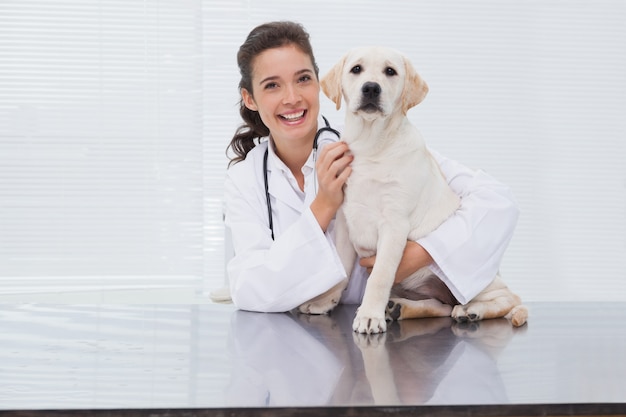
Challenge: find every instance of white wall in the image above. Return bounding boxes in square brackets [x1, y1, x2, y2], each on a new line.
[1, 1, 624, 302]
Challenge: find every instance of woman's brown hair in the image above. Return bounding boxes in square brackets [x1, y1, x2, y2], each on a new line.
[226, 21, 319, 166]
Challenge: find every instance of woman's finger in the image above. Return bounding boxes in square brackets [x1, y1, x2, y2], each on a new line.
[317, 142, 351, 185]
[318, 141, 349, 166]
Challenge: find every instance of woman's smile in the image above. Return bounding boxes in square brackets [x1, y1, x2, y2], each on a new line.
[279, 109, 307, 123]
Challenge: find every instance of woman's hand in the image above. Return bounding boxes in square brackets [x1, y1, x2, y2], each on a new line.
[359, 240, 434, 284]
[310, 142, 353, 231]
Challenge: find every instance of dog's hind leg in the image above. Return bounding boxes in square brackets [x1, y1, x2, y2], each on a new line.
[386, 298, 453, 321]
[451, 295, 528, 327]
[450, 274, 528, 327]
[505, 304, 529, 327]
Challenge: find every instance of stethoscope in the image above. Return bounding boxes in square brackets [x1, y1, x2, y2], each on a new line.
[263, 116, 340, 240]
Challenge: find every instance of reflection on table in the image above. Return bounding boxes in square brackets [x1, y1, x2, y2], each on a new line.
[1, 302, 625, 415]
[225, 305, 524, 406]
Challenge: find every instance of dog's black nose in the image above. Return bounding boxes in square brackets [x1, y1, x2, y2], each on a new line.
[361, 82, 381, 100]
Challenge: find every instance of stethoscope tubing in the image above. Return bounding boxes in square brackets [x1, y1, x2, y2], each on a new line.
[263, 116, 340, 240]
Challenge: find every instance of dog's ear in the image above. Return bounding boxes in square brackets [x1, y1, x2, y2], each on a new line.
[321, 55, 346, 110]
[401, 57, 429, 114]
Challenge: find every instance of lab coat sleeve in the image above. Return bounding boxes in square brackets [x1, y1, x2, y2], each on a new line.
[417, 149, 520, 304]
[224, 168, 347, 313]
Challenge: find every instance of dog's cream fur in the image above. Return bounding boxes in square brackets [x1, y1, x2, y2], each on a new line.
[298, 46, 527, 334]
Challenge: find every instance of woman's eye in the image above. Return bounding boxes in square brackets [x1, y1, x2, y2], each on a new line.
[298, 74, 312, 83]
[264, 82, 278, 90]
[385, 67, 397, 76]
[350, 65, 362, 74]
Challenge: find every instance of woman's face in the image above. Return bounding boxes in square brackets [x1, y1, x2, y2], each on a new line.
[242, 44, 320, 149]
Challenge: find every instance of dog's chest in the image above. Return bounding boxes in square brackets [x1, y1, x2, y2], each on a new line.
[342, 159, 417, 253]
[345, 156, 417, 205]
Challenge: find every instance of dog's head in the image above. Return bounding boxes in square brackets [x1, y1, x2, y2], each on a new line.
[321, 46, 428, 120]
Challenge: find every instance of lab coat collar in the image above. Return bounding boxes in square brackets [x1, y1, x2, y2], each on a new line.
[265, 116, 341, 213]
[266, 139, 313, 213]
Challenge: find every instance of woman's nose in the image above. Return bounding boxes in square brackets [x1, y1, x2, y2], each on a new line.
[282, 84, 301, 104]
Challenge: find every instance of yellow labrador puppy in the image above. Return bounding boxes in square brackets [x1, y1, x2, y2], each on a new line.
[299, 46, 527, 334]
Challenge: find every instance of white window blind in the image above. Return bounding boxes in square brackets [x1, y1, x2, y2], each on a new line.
[0, 1, 206, 293]
[2, 1, 625, 302]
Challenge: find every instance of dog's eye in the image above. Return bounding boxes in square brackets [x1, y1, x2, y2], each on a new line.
[385, 67, 397, 76]
[350, 65, 362, 74]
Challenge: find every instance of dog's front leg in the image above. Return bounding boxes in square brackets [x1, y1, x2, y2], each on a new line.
[298, 209, 355, 314]
[353, 220, 408, 334]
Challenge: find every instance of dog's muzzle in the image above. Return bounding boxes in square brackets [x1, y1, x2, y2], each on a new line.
[359, 82, 382, 113]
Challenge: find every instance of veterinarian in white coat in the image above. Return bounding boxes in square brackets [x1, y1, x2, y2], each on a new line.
[222, 21, 519, 313]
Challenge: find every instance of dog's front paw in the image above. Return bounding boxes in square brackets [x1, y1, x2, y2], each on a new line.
[353, 309, 387, 334]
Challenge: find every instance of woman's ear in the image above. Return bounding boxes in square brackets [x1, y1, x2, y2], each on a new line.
[241, 88, 258, 111]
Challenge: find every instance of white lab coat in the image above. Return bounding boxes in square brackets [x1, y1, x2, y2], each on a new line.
[223, 117, 519, 313]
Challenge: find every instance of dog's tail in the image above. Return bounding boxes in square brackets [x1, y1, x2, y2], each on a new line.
[505, 304, 529, 327]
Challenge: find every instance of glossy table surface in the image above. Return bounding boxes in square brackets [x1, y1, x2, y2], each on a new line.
[1, 301, 625, 416]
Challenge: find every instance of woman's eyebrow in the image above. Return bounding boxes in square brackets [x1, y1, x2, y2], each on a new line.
[258, 75, 279, 86]
[258, 69, 313, 86]
[295, 68, 313, 76]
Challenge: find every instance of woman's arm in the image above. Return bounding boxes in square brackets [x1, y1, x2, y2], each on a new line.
[359, 241, 432, 284]
[310, 142, 353, 232]
[224, 143, 351, 313]
[225, 175, 346, 313]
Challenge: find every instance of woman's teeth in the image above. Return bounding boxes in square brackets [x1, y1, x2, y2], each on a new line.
[281, 111, 305, 121]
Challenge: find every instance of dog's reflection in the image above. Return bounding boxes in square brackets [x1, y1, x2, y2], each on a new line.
[354, 317, 525, 405]
[225, 306, 523, 406]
